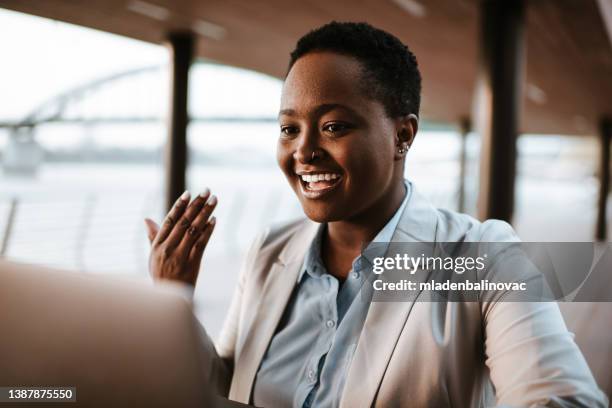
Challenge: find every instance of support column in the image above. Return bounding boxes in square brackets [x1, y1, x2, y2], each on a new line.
[475, 0, 525, 222]
[165, 32, 194, 212]
[458, 118, 470, 213]
[596, 117, 611, 241]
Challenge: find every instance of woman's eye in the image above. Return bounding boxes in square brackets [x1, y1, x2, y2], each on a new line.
[280, 126, 299, 136]
[323, 123, 350, 134]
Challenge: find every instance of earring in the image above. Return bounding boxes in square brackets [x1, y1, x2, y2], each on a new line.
[398, 145, 407, 154]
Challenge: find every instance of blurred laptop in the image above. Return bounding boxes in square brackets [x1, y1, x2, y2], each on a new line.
[0, 260, 247, 407]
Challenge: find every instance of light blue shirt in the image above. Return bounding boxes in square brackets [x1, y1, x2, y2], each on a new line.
[253, 181, 411, 408]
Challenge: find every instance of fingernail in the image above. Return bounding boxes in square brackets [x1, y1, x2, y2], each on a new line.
[198, 188, 210, 198]
[180, 190, 190, 201]
[207, 195, 217, 206]
[210, 216, 216, 225]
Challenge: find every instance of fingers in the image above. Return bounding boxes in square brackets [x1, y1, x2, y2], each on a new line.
[154, 190, 191, 245]
[144, 218, 160, 244]
[164, 190, 214, 250]
[177, 195, 217, 254]
[146, 189, 216, 287]
[188, 216, 216, 266]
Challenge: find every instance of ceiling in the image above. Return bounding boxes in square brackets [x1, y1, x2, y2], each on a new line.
[1, 0, 611, 136]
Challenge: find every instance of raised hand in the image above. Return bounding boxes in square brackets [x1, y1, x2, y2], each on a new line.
[144, 189, 217, 286]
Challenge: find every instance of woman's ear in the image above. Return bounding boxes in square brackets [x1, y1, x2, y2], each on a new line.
[394, 114, 419, 159]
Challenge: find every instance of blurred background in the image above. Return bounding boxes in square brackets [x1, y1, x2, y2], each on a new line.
[0, 3, 611, 391]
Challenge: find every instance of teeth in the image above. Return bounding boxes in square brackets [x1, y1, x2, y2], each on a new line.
[300, 173, 340, 182]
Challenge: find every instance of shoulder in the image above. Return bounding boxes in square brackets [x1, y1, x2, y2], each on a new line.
[433, 207, 520, 243]
[399, 183, 520, 243]
[253, 217, 313, 256]
[241, 216, 315, 273]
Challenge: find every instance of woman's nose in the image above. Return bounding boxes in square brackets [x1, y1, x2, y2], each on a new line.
[293, 132, 320, 164]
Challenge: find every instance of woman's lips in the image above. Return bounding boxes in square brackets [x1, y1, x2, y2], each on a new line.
[297, 173, 343, 199]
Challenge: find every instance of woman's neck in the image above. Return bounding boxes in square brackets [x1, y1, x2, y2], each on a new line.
[321, 180, 407, 279]
[328, 180, 406, 247]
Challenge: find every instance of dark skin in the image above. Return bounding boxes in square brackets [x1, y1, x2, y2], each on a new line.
[145, 50, 418, 284]
[144, 190, 217, 285]
[278, 51, 418, 279]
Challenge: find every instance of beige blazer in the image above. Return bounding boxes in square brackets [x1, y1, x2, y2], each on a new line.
[209, 187, 607, 407]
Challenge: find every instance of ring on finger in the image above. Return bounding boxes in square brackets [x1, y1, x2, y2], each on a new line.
[188, 226, 198, 235]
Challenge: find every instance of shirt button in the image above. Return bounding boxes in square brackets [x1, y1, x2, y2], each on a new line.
[307, 369, 316, 382]
[351, 271, 360, 279]
[326, 319, 335, 328]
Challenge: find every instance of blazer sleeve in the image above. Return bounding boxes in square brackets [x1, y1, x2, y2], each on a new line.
[479, 220, 608, 407]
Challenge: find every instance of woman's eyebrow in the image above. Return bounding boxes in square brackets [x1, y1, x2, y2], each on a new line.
[278, 109, 296, 118]
[278, 104, 361, 119]
[314, 103, 359, 117]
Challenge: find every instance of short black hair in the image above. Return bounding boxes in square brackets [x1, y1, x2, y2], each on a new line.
[288, 21, 422, 118]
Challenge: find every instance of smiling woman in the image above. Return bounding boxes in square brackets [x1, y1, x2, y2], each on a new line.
[277, 28, 419, 230]
[145, 21, 607, 408]
[276, 50, 416, 278]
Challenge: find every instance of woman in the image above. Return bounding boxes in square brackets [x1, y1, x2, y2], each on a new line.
[144, 22, 606, 408]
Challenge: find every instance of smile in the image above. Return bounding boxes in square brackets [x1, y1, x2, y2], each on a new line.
[297, 172, 343, 199]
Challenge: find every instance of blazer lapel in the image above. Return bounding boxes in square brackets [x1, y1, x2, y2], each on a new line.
[229, 220, 319, 403]
[340, 187, 439, 408]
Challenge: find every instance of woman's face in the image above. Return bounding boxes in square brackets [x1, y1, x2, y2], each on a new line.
[277, 51, 403, 223]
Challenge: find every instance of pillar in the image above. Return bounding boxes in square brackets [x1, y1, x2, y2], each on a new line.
[165, 32, 194, 212]
[596, 117, 611, 241]
[475, 0, 526, 222]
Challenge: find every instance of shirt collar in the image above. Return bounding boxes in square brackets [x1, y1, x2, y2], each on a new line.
[371, 180, 411, 244]
[298, 180, 412, 282]
[299, 224, 327, 281]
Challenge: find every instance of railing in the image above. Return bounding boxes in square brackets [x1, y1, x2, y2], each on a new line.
[0, 194, 158, 274]
[0, 198, 17, 257]
[0, 181, 308, 275]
